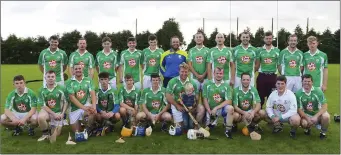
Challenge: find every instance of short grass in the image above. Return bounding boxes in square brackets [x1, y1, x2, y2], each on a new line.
[0, 64, 340, 154]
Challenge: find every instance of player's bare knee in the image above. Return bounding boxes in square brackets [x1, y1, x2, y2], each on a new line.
[120, 108, 127, 115]
[258, 110, 266, 118]
[136, 112, 146, 121]
[233, 113, 240, 121]
[114, 113, 121, 120]
[162, 112, 172, 121]
[0, 114, 8, 124]
[301, 119, 308, 128]
[226, 105, 234, 114]
[321, 112, 330, 122]
[290, 115, 301, 126]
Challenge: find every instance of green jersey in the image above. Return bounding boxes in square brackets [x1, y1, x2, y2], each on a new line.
[233, 86, 261, 111]
[232, 44, 258, 77]
[278, 48, 304, 76]
[37, 84, 66, 113]
[203, 80, 232, 109]
[38, 48, 68, 82]
[96, 85, 118, 112]
[69, 50, 95, 77]
[118, 86, 141, 107]
[95, 49, 119, 79]
[5, 87, 38, 113]
[303, 50, 328, 87]
[120, 49, 143, 82]
[296, 87, 326, 116]
[139, 87, 167, 114]
[166, 77, 199, 102]
[142, 47, 164, 76]
[188, 46, 210, 79]
[256, 46, 280, 73]
[207, 46, 233, 80]
[67, 76, 95, 112]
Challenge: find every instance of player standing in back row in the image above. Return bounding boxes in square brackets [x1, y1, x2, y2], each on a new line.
[38, 35, 68, 86]
[95, 37, 119, 91]
[141, 35, 164, 89]
[303, 36, 328, 92]
[232, 31, 258, 88]
[278, 34, 304, 93]
[69, 38, 96, 79]
[255, 31, 280, 107]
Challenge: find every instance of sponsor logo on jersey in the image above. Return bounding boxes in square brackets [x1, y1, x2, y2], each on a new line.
[241, 100, 250, 110]
[277, 104, 286, 113]
[17, 103, 27, 112]
[47, 99, 56, 108]
[307, 62, 316, 71]
[306, 102, 313, 111]
[152, 100, 160, 109]
[49, 60, 57, 68]
[128, 59, 136, 67]
[196, 56, 204, 64]
[213, 94, 222, 103]
[217, 56, 227, 65]
[101, 100, 108, 107]
[149, 58, 156, 66]
[289, 60, 297, 68]
[76, 90, 85, 99]
[241, 56, 250, 63]
[264, 58, 272, 64]
[103, 62, 111, 69]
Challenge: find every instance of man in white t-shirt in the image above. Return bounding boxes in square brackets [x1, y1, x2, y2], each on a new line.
[259, 75, 301, 139]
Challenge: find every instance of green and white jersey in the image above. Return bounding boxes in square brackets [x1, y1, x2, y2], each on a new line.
[64, 79, 72, 102]
[67, 76, 95, 112]
[278, 48, 304, 76]
[120, 49, 143, 82]
[95, 49, 118, 79]
[139, 87, 167, 114]
[38, 48, 68, 82]
[142, 47, 164, 76]
[202, 80, 232, 109]
[233, 86, 261, 111]
[96, 85, 118, 112]
[68, 50, 95, 77]
[166, 77, 199, 102]
[296, 87, 327, 116]
[256, 45, 280, 73]
[303, 50, 328, 87]
[5, 87, 38, 113]
[188, 46, 210, 79]
[232, 44, 258, 77]
[207, 46, 233, 80]
[37, 84, 66, 113]
[118, 86, 141, 107]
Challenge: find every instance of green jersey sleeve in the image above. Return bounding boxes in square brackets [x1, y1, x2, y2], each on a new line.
[252, 87, 261, 103]
[295, 92, 303, 109]
[62, 50, 68, 66]
[36, 87, 44, 107]
[190, 80, 199, 94]
[135, 90, 141, 105]
[89, 53, 95, 68]
[298, 51, 304, 67]
[119, 51, 125, 65]
[278, 50, 284, 66]
[89, 79, 95, 91]
[67, 84, 75, 95]
[323, 52, 328, 68]
[232, 88, 238, 106]
[28, 90, 38, 108]
[224, 84, 232, 100]
[68, 52, 75, 67]
[139, 89, 147, 105]
[166, 78, 176, 95]
[38, 50, 45, 65]
[202, 82, 208, 98]
[118, 87, 124, 103]
[162, 88, 168, 105]
[95, 52, 100, 66]
[317, 88, 327, 104]
[4, 92, 14, 109]
[139, 50, 144, 65]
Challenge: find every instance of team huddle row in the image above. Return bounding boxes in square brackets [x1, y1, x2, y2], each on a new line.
[0, 29, 329, 141]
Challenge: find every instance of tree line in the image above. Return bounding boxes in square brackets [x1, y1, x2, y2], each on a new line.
[1, 18, 339, 64]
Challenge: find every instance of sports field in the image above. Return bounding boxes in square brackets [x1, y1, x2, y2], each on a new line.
[0, 64, 340, 154]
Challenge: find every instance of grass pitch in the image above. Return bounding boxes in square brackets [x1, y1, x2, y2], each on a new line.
[0, 64, 340, 154]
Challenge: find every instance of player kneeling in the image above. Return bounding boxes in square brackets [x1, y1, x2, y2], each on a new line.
[96, 72, 120, 134]
[136, 73, 172, 132]
[0, 75, 38, 136]
[297, 74, 330, 140]
[119, 74, 140, 127]
[37, 71, 68, 141]
[203, 67, 234, 139]
[232, 73, 263, 134]
[261, 76, 301, 139]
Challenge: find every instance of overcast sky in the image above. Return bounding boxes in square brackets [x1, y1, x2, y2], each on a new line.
[1, 1, 340, 44]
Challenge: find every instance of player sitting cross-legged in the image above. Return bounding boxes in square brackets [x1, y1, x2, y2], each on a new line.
[0, 75, 38, 136]
[136, 73, 172, 131]
[232, 72, 264, 134]
[37, 70, 68, 141]
[95, 72, 121, 134]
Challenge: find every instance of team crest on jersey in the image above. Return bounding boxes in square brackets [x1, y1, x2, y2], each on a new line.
[196, 56, 204, 64]
[125, 99, 133, 107]
[149, 58, 156, 66]
[241, 56, 250, 63]
[264, 58, 272, 64]
[306, 102, 313, 111]
[152, 100, 160, 109]
[242, 100, 250, 110]
[217, 56, 227, 65]
[78, 61, 85, 68]
[277, 104, 286, 113]
[17, 103, 27, 112]
[307, 62, 316, 71]
[101, 100, 108, 107]
[289, 60, 297, 68]
[103, 62, 111, 69]
[76, 90, 85, 99]
[47, 99, 56, 108]
[49, 60, 57, 68]
[128, 59, 136, 67]
[213, 94, 222, 103]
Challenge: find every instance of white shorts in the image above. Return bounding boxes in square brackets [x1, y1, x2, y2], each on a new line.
[98, 77, 117, 91]
[1, 112, 38, 121]
[234, 76, 255, 88]
[43, 80, 64, 87]
[286, 76, 302, 93]
[69, 103, 91, 125]
[205, 105, 231, 125]
[171, 104, 183, 123]
[143, 75, 152, 89]
[192, 79, 208, 90]
[123, 81, 141, 90]
[49, 112, 64, 127]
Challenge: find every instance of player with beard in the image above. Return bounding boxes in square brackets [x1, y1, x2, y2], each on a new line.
[255, 31, 280, 107]
[278, 34, 304, 93]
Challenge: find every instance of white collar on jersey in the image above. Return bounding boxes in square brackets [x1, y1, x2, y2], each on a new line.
[45, 83, 58, 91]
[302, 86, 315, 95]
[127, 48, 137, 53]
[239, 85, 252, 93]
[148, 47, 159, 52]
[178, 76, 190, 85]
[240, 43, 251, 50]
[150, 86, 162, 94]
[102, 49, 114, 55]
[195, 45, 206, 51]
[47, 47, 60, 54]
[76, 49, 89, 56]
[262, 45, 275, 52]
[100, 84, 112, 93]
[308, 49, 321, 56]
[125, 85, 136, 93]
[15, 87, 29, 97]
[71, 75, 85, 83]
[212, 79, 225, 87]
